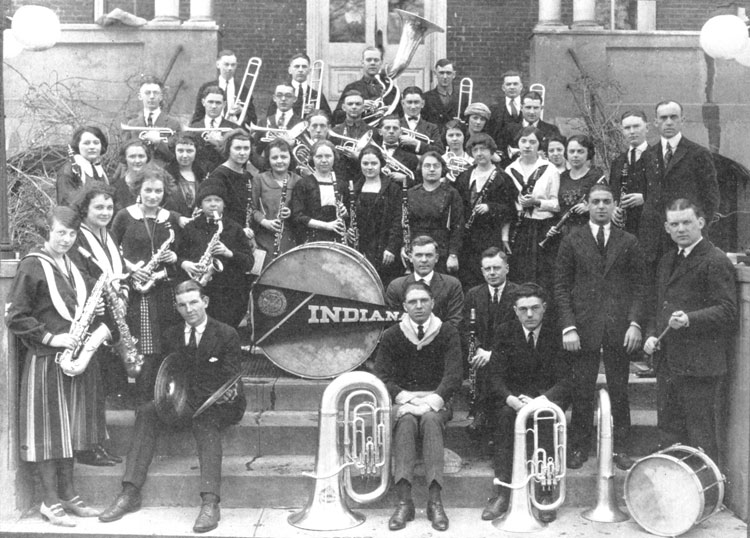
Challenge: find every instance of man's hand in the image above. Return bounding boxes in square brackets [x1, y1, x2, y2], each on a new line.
[620, 193, 644, 209]
[473, 203, 489, 215]
[611, 207, 625, 228]
[506, 395, 526, 411]
[643, 336, 660, 355]
[668, 310, 689, 329]
[216, 381, 240, 404]
[563, 329, 581, 352]
[181, 261, 203, 280]
[382, 250, 395, 266]
[446, 254, 459, 273]
[623, 325, 642, 354]
[470, 348, 492, 369]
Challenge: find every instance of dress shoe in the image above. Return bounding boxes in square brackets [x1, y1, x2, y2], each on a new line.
[388, 500, 415, 531]
[98, 488, 141, 522]
[427, 500, 449, 531]
[95, 444, 123, 464]
[466, 410, 487, 441]
[75, 449, 116, 467]
[40, 502, 76, 527]
[613, 452, 636, 471]
[193, 501, 220, 533]
[567, 449, 588, 470]
[481, 491, 509, 520]
[60, 495, 101, 517]
[635, 367, 656, 378]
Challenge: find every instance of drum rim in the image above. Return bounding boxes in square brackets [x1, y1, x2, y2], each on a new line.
[624, 445, 723, 536]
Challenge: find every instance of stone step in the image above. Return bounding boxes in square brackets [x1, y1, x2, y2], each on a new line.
[105, 409, 658, 458]
[74, 454, 630, 509]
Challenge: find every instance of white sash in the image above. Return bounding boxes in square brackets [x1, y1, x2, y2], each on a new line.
[80, 225, 123, 275]
[31, 253, 87, 322]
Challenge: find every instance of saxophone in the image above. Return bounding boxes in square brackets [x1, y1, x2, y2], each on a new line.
[272, 175, 289, 258]
[77, 246, 143, 378]
[132, 225, 175, 293]
[196, 211, 225, 286]
[347, 180, 359, 250]
[56, 271, 111, 377]
[467, 307, 478, 412]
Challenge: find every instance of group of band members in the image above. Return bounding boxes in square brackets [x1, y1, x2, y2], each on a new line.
[7, 43, 731, 533]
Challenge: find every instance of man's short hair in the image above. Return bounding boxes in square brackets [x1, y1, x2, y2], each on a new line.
[201, 85, 225, 100]
[380, 114, 401, 125]
[402, 86, 424, 100]
[521, 90, 543, 104]
[621, 109, 648, 123]
[174, 279, 207, 298]
[588, 183, 613, 198]
[512, 282, 547, 304]
[666, 197, 704, 219]
[362, 46, 382, 59]
[655, 100, 683, 114]
[435, 58, 453, 70]
[411, 235, 439, 251]
[404, 280, 434, 300]
[289, 52, 311, 65]
[217, 49, 236, 59]
[342, 89, 364, 101]
[139, 75, 164, 89]
[480, 246, 508, 263]
[501, 70, 522, 83]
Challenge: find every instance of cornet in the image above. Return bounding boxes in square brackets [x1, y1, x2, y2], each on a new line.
[401, 128, 433, 145]
[183, 126, 234, 141]
[245, 121, 308, 143]
[228, 56, 262, 126]
[372, 141, 415, 182]
[120, 124, 175, 143]
[328, 130, 373, 158]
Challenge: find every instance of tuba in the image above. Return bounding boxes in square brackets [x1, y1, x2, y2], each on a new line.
[493, 396, 567, 533]
[362, 10, 444, 127]
[582, 389, 630, 522]
[289, 371, 391, 530]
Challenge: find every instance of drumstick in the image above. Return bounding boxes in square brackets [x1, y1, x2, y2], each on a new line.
[645, 326, 671, 356]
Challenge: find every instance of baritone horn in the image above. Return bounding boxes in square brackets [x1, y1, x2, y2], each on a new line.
[493, 396, 566, 533]
[228, 56, 262, 125]
[529, 83, 546, 119]
[582, 389, 630, 522]
[288, 371, 391, 530]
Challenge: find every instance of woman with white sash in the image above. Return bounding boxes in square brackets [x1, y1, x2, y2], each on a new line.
[6, 206, 102, 526]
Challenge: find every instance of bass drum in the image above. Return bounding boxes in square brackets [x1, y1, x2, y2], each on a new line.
[252, 242, 386, 379]
[624, 444, 724, 537]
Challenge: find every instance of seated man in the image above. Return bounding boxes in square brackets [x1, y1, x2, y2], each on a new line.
[374, 281, 462, 532]
[188, 85, 238, 176]
[376, 114, 419, 187]
[399, 86, 445, 155]
[481, 282, 572, 523]
[99, 280, 246, 534]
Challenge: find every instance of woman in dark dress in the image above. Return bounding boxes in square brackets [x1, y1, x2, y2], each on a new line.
[109, 139, 151, 214]
[164, 135, 206, 219]
[56, 126, 110, 207]
[7, 207, 102, 526]
[111, 164, 181, 403]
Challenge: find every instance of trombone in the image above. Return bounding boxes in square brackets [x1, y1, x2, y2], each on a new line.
[245, 121, 308, 143]
[455, 77, 473, 122]
[529, 83, 546, 119]
[302, 59, 324, 114]
[120, 124, 175, 143]
[227, 57, 262, 126]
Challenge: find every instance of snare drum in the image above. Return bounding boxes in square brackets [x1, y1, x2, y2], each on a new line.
[624, 444, 724, 537]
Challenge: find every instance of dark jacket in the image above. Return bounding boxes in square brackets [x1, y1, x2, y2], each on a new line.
[386, 272, 464, 329]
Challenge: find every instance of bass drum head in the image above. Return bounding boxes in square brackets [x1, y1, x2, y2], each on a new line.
[154, 352, 191, 425]
[253, 242, 385, 379]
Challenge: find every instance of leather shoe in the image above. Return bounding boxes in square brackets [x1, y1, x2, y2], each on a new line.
[613, 452, 636, 471]
[75, 449, 116, 467]
[60, 495, 101, 517]
[40, 503, 76, 527]
[567, 449, 588, 470]
[95, 444, 123, 464]
[388, 500, 415, 531]
[193, 501, 220, 533]
[427, 500, 449, 531]
[481, 491, 509, 520]
[98, 488, 141, 522]
[466, 410, 487, 441]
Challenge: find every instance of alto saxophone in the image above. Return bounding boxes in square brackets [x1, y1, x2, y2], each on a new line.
[347, 180, 359, 250]
[272, 175, 289, 258]
[77, 246, 143, 378]
[132, 225, 175, 293]
[196, 211, 225, 286]
[56, 271, 111, 377]
[467, 308, 478, 412]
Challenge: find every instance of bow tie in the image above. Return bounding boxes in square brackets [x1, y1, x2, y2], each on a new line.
[407, 116, 418, 122]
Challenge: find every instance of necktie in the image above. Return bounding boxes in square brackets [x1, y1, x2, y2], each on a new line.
[596, 225, 606, 256]
[630, 147, 637, 166]
[492, 286, 499, 304]
[509, 99, 518, 117]
[527, 331, 535, 351]
[664, 143, 673, 166]
[147, 112, 154, 127]
[671, 249, 685, 275]
[187, 327, 197, 349]
[211, 118, 217, 129]
[408, 116, 418, 122]
[278, 113, 286, 128]
[417, 324, 425, 340]
[295, 84, 301, 101]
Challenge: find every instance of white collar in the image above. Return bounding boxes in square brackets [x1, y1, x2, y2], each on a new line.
[661, 132, 682, 150]
[680, 237, 703, 257]
[487, 281, 506, 297]
[144, 108, 161, 121]
[414, 271, 434, 285]
[185, 317, 208, 338]
[631, 141, 648, 153]
[126, 204, 171, 223]
[522, 324, 542, 343]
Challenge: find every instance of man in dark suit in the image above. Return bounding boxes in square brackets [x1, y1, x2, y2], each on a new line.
[123, 76, 182, 166]
[331, 89, 372, 141]
[554, 183, 647, 470]
[399, 86, 445, 155]
[641, 100, 720, 268]
[192, 49, 257, 126]
[488, 71, 523, 149]
[386, 235, 464, 329]
[374, 281, 463, 532]
[501, 90, 560, 157]
[333, 46, 392, 125]
[266, 53, 332, 119]
[644, 198, 736, 464]
[99, 281, 246, 533]
[252, 83, 305, 170]
[187, 85, 239, 176]
[422, 58, 461, 131]
[481, 282, 572, 522]
[375, 115, 420, 185]
[462, 248, 520, 437]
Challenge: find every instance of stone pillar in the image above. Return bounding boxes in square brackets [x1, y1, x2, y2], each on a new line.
[150, 0, 181, 25]
[636, 0, 656, 32]
[187, 0, 214, 25]
[571, 0, 602, 29]
[535, 0, 564, 30]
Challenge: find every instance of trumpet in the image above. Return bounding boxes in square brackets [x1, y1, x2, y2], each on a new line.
[302, 60, 324, 114]
[494, 397, 567, 533]
[372, 142, 415, 182]
[529, 83, 546, 119]
[289, 372, 391, 530]
[245, 121, 308, 143]
[327, 130, 373, 158]
[401, 127, 433, 145]
[456, 77, 473, 121]
[183, 126, 235, 141]
[228, 56, 262, 126]
[120, 123, 175, 143]
[444, 151, 472, 182]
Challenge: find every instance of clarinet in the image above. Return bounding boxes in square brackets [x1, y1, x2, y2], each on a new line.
[330, 172, 347, 244]
[401, 181, 411, 270]
[67, 145, 82, 180]
[509, 165, 546, 247]
[348, 180, 359, 250]
[245, 172, 254, 230]
[616, 158, 629, 229]
[538, 174, 607, 248]
[465, 169, 497, 230]
[272, 174, 289, 258]
[467, 308, 478, 412]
